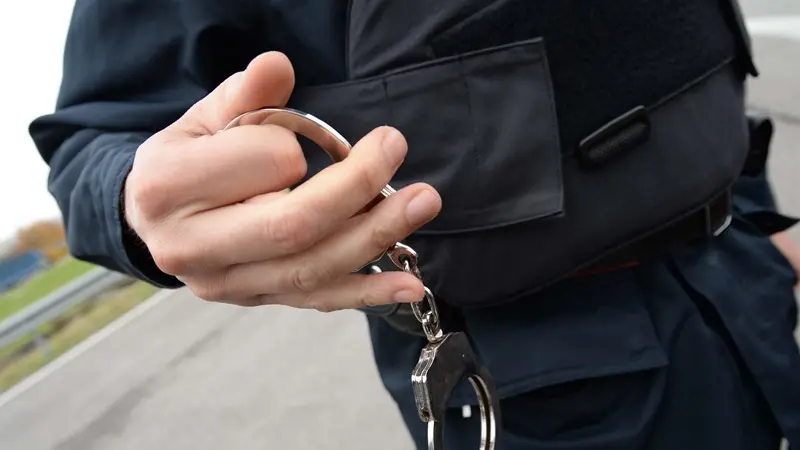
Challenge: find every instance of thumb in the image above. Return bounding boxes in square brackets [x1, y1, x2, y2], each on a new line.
[174, 51, 296, 136]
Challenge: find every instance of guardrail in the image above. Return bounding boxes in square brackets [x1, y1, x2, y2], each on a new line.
[0, 268, 131, 351]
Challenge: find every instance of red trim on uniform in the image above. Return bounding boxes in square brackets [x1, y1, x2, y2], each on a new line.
[571, 261, 641, 278]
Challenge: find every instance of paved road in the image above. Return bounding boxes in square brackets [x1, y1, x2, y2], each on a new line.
[0, 291, 415, 450]
[1, 6, 799, 450]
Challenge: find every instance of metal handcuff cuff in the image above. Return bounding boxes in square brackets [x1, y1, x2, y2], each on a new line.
[224, 108, 500, 450]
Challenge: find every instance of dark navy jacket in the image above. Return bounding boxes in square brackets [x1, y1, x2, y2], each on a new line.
[30, 1, 800, 446]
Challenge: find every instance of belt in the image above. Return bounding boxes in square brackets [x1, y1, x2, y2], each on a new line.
[375, 188, 733, 337]
[574, 187, 733, 277]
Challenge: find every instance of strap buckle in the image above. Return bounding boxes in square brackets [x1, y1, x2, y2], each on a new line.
[705, 188, 733, 237]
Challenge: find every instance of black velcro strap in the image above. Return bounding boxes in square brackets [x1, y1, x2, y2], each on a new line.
[577, 106, 650, 168]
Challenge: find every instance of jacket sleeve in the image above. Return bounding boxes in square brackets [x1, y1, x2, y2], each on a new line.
[28, 0, 263, 287]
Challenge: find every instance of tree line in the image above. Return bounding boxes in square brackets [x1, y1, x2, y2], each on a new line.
[8, 219, 69, 263]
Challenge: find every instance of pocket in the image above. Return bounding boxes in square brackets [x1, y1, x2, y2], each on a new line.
[448, 266, 670, 404]
[498, 367, 666, 445]
[290, 38, 563, 233]
[289, 38, 563, 307]
[386, 38, 563, 231]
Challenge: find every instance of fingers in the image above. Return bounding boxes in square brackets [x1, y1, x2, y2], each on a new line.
[125, 126, 305, 232]
[178, 188, 436, 309]
[277, 126, 408, 237]
[155, 125, 413, 271]
[128, 51, 302, 222]
[266, 271, 427, 312]
[172, 51, 296, 137]
[191, 271, 427, 312]
[210, 183, 440, 295]
[123, 51, 446, 315]
[160, 124, 307, 214]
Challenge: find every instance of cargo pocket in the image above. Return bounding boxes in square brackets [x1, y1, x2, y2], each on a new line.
[289, 38, 563, 307]
[384, 38, 562, 230]
[434, 266, 670, 445]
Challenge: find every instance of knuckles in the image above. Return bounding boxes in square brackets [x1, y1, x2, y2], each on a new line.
[352, 162, 386, 199]
[303, 293, 343, 313]
[150, 243, 193, 276]
[264, 125, 308, 184]
[148, 231, 211, 276]
[289, 259, 332, 293]
[124, 139, 184, 225]
[125, 173, 177, 225]
[180, 271, 240, 303]
[263, 208, 315, 254]
[189, 278, 233, 303]
[369, 223, 399, 256]
[224, 124, 308, 187]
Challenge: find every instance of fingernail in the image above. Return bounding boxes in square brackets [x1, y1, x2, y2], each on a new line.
[406, 190, 439, 226]
[381, 128, 407, 167]
[393, 289, 421, 303]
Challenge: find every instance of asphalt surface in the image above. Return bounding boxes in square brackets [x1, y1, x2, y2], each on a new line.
[0, 293, 415, 450]
[1, 5, 799, 450]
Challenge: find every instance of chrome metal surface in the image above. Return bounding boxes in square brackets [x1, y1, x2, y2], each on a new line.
[224, 107, 396, 198]
[224, 107, 395, 269]
[412, 332, 499, 450]
[387, 243, 443, 343]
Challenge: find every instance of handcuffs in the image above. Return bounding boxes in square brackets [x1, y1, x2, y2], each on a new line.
[224, 108, 500, 449]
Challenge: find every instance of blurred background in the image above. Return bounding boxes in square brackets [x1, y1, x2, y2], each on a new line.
[0, 1, 797, 449]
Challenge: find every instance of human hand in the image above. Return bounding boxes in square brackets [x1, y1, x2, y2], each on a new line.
[123, 52, 442, 310]
[772, 231, 800, 287]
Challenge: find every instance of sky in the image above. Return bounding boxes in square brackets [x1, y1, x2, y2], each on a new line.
[0, 1, 76, 240]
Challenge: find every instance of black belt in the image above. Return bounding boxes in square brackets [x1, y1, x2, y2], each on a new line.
[376, 189, 733, 338]
[576, 187, 733, 277]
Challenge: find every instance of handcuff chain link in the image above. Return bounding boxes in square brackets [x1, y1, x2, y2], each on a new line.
[389, 243, 444, 343]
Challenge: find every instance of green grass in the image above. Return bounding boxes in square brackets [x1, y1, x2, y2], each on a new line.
[0, 257, 95, 321]
[0, 281, 159, 392]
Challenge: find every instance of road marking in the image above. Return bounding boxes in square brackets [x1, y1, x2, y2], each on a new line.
[746, 15, 800, 42]
[0, 288, 175, 409]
